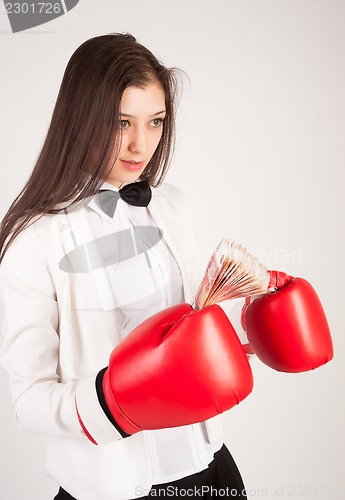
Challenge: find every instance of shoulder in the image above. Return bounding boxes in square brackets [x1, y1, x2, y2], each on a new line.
[0, 216, 58, 297]
[150, 181, 194, 229]
[0, 215, 55, 269]
[151, 182, 189, 208]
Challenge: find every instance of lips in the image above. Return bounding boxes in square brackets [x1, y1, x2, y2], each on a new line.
[121, 160, 145, 171]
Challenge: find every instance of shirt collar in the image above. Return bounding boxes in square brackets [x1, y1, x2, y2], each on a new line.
[98, 180, 120, 192]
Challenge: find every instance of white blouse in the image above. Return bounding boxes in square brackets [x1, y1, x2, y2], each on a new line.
[0, 181, 225, 498]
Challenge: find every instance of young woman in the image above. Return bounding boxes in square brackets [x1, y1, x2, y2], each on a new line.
[0, 33, 249, 500]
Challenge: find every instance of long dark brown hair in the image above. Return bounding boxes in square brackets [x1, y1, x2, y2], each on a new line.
[0, 33, 180, 262]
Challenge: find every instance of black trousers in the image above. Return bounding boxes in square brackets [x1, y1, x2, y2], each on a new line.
[54, 444, 247, 499]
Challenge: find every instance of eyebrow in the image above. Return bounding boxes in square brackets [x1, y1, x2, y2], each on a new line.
[120, 110, 166, 118]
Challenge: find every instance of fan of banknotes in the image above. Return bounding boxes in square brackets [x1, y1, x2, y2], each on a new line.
[193, 238, 270, 310]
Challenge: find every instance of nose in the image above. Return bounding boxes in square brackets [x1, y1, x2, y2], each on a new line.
[128, 126, 146, 154]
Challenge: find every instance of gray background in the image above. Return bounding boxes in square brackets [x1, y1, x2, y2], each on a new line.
[0, 1, 344, 499]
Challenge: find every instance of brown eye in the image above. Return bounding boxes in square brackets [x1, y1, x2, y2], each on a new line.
[119, 120, 129, 129]
[150, 118, 164, 128]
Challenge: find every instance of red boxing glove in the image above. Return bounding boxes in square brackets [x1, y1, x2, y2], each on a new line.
[243, 270, 333, 373]
[82, 303, 253, 440]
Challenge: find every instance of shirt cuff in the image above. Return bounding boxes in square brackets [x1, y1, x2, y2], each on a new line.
[75, 372, 124, 445]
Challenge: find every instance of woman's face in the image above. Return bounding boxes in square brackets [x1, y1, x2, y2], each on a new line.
[105, 82, 166, 187]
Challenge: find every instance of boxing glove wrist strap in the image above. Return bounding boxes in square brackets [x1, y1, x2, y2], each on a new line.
[95, 368, 131, 439]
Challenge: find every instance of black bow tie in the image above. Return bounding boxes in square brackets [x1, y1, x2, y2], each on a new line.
[98, 180, 152, 218]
